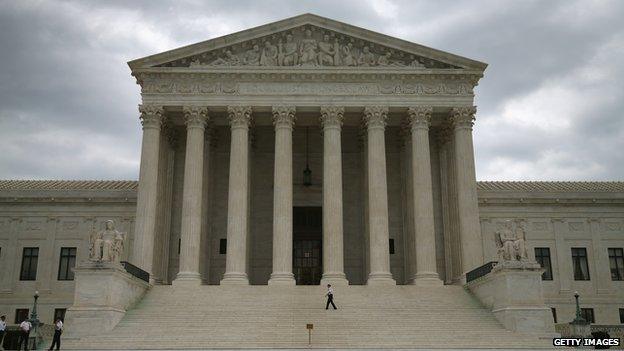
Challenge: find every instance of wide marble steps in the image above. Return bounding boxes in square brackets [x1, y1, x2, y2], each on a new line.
[65, 284, 552, 349]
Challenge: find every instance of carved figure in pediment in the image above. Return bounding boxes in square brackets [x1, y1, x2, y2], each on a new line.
[341, 42, 357, 66]
[378, 52, 406, 67]
[318, 34, 336, 66]
[358, 46, 377, 66]
[333, 39, 341, 66]
[278, 33, 298, 66]
[410, 56, 426, 69]
[260, 41, 278, 66]
[189, 58, 203, 67]
[495, 220, 528, 262]
[89, 220, 125, 263]
[209, 50, 240, 66]
[377, 52, 391, 66]
[243, 44, 261, 65]
[299, 29, 318, 66]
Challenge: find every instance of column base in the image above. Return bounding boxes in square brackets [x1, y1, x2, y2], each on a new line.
[220, 272, 249, 285]
[321, 272, 349, 286]
[173, 271, 202, 286]
[407, 272, 443, 286]
[366, 272, 396, 286]
[268, 272, 296, 285]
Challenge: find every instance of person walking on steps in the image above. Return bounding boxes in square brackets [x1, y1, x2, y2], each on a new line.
[325, 284, 337, 310]
[48, 317, 63, 350]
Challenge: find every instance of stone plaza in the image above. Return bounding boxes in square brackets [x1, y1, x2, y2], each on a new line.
[0, 13, 622, 349]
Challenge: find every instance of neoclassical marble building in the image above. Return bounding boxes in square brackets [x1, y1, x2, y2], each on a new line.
[0, 14, 623, 343]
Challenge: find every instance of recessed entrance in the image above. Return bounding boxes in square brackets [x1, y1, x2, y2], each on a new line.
[293, 206, 322, 285]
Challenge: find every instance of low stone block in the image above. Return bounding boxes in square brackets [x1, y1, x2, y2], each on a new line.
[465, 261, 556, 335]
[64, 262, 150, 338]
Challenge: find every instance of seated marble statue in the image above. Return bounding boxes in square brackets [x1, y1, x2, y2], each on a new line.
[89, 220, 125, 263]
[495, 220, 528, 262]
[358, 46, 377, 66]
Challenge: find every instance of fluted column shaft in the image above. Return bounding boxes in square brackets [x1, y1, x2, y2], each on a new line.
[320, 106, 349, 285]
[175, 106, 209, 283]
[132, 104, 164, 278]
[268, 106, 296, 285]
[221, 106, 252, 285]
[364, 106, 396, 285]
[451, 106, 484, 276]
[407, 107, 442, 285]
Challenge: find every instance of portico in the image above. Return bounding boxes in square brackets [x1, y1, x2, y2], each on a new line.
[127, 14, 487, 286]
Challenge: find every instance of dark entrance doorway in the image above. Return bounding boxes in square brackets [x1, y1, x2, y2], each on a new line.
[293, 207, 322, 285]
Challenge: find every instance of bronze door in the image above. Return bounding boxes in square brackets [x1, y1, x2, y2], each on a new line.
[293, 207, 322, 285]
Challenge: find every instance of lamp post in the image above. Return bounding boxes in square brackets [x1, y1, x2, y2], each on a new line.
[30, 290, 40, 350]
[572, 290, 586, 324]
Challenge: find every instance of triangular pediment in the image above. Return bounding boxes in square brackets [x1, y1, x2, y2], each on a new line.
[128, 14, 487, 72]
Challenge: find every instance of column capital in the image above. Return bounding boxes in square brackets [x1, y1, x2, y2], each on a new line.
[450, 106, 477, 129]
[407, 106, 432, 130]
[139, 104, 164, 129]
[363, 106, 388, 130]
[272, 105, 296, 128]
[227, 106, 252, 129]
[320, 106, 344, 129]
[182, 106, 209, 129]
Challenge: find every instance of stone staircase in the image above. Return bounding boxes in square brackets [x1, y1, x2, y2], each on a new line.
[65, 284, 553, 349]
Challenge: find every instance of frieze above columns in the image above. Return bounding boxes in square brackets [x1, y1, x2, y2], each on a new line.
[135, 73, 479, 98]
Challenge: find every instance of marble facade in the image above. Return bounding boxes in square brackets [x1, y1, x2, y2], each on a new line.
[0, 14, 623, 331]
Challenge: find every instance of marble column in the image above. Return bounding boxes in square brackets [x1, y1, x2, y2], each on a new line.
[152, 125, 175, 284]
[450, 106, 484, 277]
[221, 106, 252, 285]
[159, 129, 177, 284]
[407, 106, 442, 285]
[320, 106, 349, 286]
[437, 128, 454, 283]
[268, 105, 296, 285]
[132, 104, 164, 278]
[363, 106, 396, 285]
[175, 106, 209, 284]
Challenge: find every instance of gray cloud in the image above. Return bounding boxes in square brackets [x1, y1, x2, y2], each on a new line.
[0, 0, 622, 180]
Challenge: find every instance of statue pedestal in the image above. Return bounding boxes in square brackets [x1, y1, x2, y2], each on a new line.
[64, 261, 150, 338]
[466, 260, 557, 336]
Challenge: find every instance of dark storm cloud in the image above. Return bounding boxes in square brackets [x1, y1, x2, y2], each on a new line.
[0, 0, 622, 180]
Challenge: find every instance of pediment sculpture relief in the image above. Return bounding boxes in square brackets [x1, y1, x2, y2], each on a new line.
[89, 220, 125, 263]
[160, 26, 458, 69]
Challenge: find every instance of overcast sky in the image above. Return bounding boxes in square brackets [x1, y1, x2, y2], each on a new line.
[0, 0, 622, 181]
